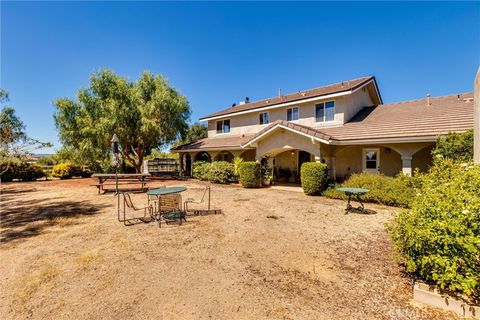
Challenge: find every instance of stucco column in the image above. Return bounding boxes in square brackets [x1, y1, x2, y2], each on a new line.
[401, 155, 413, 176]
[190, 152, 197, 175]
[209, 151, 219, 161]
[330, 156, 336, 180]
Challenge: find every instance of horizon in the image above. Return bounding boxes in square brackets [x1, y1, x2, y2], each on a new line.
[2, 1, 479, 153]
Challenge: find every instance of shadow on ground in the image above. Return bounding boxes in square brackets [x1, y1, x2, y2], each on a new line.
[1, 197, 107, 244]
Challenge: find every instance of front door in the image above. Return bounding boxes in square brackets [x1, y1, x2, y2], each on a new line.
[363, 148, 380, 174]
[298, 150, 311, 173]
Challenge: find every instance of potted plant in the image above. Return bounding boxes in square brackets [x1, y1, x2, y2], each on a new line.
[261, 163, 273, 186]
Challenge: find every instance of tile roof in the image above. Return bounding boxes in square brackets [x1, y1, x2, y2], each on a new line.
[171, 134, 254, 151]
[200, 76, 375, 120]
[320, 92, 474, 141]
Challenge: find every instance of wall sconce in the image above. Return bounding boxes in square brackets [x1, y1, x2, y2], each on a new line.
[290, 150, 295, 156]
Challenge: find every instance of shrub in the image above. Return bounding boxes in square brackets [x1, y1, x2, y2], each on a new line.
[324, 173, 416, 208]
[388, 159, 480, 301]
[207, 161, 235, 184]
[233, 157, 243, 177]
[432, 130, 473, 162]
[0, 162, 46, 182]
[238, 161, 261, 188]
[192, 161, 211, 181]
[52, 162, 80, 179]
[300, 162, 328, 195]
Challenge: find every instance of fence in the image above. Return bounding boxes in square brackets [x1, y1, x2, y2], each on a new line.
[145, 158, 180, 176]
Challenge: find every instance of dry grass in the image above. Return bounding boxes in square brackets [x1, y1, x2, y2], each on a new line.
[14, 264, 60, 308]
[75, 249, 102, 270]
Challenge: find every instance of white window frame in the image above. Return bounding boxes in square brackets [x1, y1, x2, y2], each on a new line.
[362, 148, 380, 174]
[315, 100, 335, 122]
[216, 119, 231, 134]
[259, 112, 269, 125]
[286, 107, 299, 121]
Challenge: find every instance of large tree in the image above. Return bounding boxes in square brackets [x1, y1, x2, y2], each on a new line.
[0, 89, 51, 173]
[173, 122, 207, 147]
[54, 69, 190, 172]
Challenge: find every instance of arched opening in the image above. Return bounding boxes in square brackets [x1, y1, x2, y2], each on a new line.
[270, 149, 314, 183]
[184, 153, 192, 176]
[214, 151, 234, 162]
[195, 151, 211, 163]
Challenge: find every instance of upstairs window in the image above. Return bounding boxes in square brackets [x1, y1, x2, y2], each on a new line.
[216, 119, 230, 134]
[315, 101, 335, 122]
[259, 112, 269, 125]
[287, 107, 299, 121]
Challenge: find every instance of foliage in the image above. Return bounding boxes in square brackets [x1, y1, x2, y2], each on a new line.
[238, 161, 261, 188]
[388, 159, 480, 301]
[207, 161, 235, 184]
[233, 157, 244, 177]
[324, 173, 416, 208]
[51, 162, 81, 179]
[36, 155, 58, 166]
[1, 162, 46, 182]
[54, 69, 190, 172]
[174, 122, 207, 147]
[300, 162, 328, 195]
[192, 161, 211, 181]
[145, 149, 179, 160]
[0, 90, 52, 172]
[432, 130, 473, 162]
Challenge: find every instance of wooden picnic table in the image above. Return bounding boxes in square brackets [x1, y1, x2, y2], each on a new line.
[91, 173, 150, 194]
[336, 187, 369, 214]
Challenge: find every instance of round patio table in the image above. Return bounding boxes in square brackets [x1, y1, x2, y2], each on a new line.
[147, 186, 187, 227]
[336, 187, 369, 214]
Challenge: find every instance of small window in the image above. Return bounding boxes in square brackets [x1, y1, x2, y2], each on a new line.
[287, 107, 299, 121]
[259, 112, 269, 125]
[315, 101, 335, 122]
[216, 120, 230, 134]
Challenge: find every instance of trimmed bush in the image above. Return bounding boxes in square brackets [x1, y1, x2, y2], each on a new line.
[238, 161, 261, 188]
[207, 161, 235, 184]
[0, 162, 45, 182]
[324, 173, 416, 208]
[192, 161, 211, 181]
[388, 159, 480, 301]
[300, 162, 328, 195]
[52, 162, 80, 179]
[432, 130, 473, 162]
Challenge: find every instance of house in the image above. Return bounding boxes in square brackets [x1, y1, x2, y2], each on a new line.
[172, 76, 474, 181]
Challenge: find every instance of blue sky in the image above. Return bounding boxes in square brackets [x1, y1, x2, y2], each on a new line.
[1, 1, 479, 153]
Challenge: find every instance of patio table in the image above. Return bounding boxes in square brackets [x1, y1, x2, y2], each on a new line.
[336, 187, 369, 214]
[147, 186, 187, 226]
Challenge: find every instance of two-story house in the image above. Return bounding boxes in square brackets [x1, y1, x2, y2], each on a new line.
[172, 76, 474, 181]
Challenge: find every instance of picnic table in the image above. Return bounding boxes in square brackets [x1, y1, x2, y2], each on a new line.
[91, 173, 150, 194]
[147, 186, 187, 227]
[336, 187, 369, 214]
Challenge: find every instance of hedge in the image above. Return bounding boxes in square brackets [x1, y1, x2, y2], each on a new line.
[300, 162, 328, 195]
[238, 161, 261, 188]
[52, 162, 81, 179]
[323, 173, 416, 208]
[207, 161, 235, 184]
[192, 161, 211, 181]
[0, 162, 46, 182]
[388, 159, 480, 301]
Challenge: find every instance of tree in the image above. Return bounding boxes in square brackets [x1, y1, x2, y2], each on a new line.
[0, 89, 52, 173]
[432, 130, 473, 162]
[54, 69, 190, 172]
[174, 122, 207, 147]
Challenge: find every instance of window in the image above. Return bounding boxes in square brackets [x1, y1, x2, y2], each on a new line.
[259, 112, 269, 125]
[287, 107, 299, 121]
[216, 119, 230, 134]
[315, 101, 335, 122]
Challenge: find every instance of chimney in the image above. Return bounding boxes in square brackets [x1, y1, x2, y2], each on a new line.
[457, 94, 461, 101]
[245, 97, 249, 103]
[231, 103, 236, 107]
[278, 88, 282, 97]
[239, 97, 249, 105]
[426, 93, 431, 106]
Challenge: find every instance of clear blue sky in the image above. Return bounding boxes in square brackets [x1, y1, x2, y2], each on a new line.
[1, 1, 479, 153]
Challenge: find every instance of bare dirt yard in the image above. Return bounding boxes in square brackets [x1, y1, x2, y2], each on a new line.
[1, 178, 457, 320]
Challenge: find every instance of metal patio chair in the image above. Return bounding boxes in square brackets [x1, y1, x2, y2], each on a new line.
[184, 183, 220, 215]
[118, 192, 154, 226]
[157, 193, 186, 227]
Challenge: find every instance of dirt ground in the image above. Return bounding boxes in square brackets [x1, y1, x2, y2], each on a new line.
[0, 178, 457, 320]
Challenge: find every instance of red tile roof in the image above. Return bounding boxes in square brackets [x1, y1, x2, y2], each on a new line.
[200, 76, 376, 120]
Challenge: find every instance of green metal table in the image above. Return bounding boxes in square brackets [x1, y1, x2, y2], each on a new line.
[336, 187, 369, 214]
[147, 186, 187, 227]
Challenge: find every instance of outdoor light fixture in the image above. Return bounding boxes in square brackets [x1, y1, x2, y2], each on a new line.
[291, 150, 295, 156]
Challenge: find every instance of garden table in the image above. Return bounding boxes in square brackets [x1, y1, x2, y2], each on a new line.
[147, 186, 187, 226]
[336, 187, 369, 214]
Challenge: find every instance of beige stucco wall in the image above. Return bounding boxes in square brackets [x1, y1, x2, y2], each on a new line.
[206, 86, 375, 138]
[412, 145, 434, 173]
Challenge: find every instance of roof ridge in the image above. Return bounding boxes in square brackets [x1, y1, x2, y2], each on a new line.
[380, 91, 473, 107]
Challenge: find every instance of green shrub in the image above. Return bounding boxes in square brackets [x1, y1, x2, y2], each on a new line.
[233, 156, 243, 177]
[300, 162, 328, 195]
[52, 162, 80, 179]
[238, 161, 261, 188]
[388, 159, 480, 301]
[192, 161, 211, 181]
[432, 130, 473, 162]
[324, 173, 416, 208]
[0, 162, 45, 182]
[207, 161, 235, 184]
